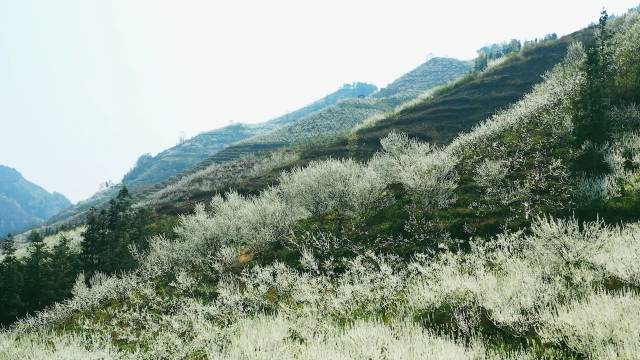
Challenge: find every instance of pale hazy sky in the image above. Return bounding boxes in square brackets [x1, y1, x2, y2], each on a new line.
[0, 0, 638, 202]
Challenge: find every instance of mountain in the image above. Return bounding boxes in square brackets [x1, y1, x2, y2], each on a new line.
[313, 37, 574, 161]
[122, 82, 377, 190]
[371, 56, 475, 104]
[6, 8, 640, 358]
[48, 58, 470, 228]
[236, 57, 473, 148]
[0, 165, 71, 235]
[168, 57, 472, 179]
[45, 83, 376, 228]
[143, 37, 571, 212]
[124, 56, 471, 193]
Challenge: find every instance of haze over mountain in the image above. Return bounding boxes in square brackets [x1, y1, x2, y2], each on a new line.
[0, 165, 70, 236]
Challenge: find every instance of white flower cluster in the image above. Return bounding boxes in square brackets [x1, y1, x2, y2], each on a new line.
[279, 158, 388, 217]
[371, 132, 458, 210]
[539, 291, 640, 359]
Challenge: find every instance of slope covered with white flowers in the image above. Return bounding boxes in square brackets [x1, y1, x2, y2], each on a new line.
[3, 8, 640, 360]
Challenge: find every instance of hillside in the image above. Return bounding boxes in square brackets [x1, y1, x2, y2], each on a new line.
[371, 56, 474, 105]
[0, 166, 70, 236]
[154, 57, 472, 195]
[46, 58, 470, 229]
[43, 83, 376, 229]
[141, 36, 572, 213]
[242, 57, 473, 147]
[45, 185, 122, 228]
[122, 82, 377, 190]
[4, 9, 640, 358]
[315, 36, 575, 161]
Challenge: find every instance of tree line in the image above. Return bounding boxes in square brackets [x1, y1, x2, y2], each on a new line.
[473, 33, 558, 72]
[0, 187, 174, 326]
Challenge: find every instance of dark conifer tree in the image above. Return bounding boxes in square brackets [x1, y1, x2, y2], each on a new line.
[47, 235, 79, 303]
[81, 207, 105, 280]
[573, 10, 614, 175]
[22, 231, 52, 312]
[0, 234, 24, 325]
[23, 231, 51, 312]
[81, 186, 149, 281]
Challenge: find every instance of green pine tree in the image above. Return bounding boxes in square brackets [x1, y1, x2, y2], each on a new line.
[573, 9, 614, 175]
[47, 235, 80, 303]
[81, 186, 149, 281]
[0, 234, 24, 325]
[22, 231, 53, 313]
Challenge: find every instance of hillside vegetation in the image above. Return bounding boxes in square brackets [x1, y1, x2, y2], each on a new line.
[0, 166, 70, 236]
[139, 34, 571, 213]
[46, 58, 470, 230]
[237, 57, 472, 147]
[2, 8, 640, 359]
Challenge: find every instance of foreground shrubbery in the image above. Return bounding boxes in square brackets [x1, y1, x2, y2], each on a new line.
[5, 216, 640, 359]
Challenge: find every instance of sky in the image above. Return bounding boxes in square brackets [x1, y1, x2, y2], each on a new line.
[0, 0, 638, 202]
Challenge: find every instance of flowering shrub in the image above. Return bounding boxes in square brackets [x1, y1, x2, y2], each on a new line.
[279, 158, 388, 218]
[371, 132, 458, 210]
[539, 292, 640, 359]
[6, 217, 640, 358]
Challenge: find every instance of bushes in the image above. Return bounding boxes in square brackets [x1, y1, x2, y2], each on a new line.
[0, 332, 123, 359]
[613, 12, 640, 100]
[279, 158, 388, 218]
[539, 292, 640, 359]
[8, 215, 640, 358]
[372, 132, 458, 210]
[212, 316, 484, 360]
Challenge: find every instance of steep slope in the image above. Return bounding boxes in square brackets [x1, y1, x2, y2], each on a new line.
[43, 83, 376, 229]
[45, 185, 121, 228]
[371, 56, 475, 105]
[122, 82, 377, 190]
[45, 59, 470, 229]
[175, 57, 471, 176]
[122, 124, 259, 190]
[0, 166, 71, 235]
[310, 37, 574, 162]
[145, 37, 572, 212]
[243, 57, 472, 147]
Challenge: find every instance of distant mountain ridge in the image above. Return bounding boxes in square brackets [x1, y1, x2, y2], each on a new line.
[0, 165, 71, 235]
[122, 82, 377, 189]
[372, 57, 475, 104]
[197, 57, 473, 162]
[140, 36, 574, 213]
